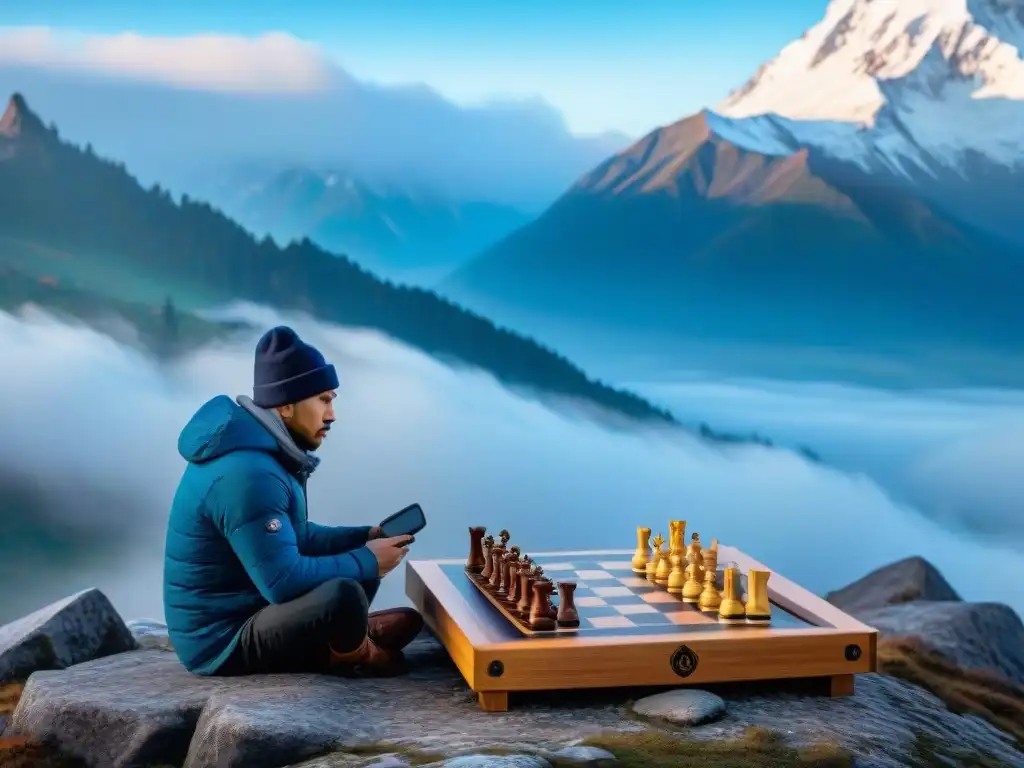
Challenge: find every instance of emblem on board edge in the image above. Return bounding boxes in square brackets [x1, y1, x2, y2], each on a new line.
[265, 518, 282, 533]
[670, 645, 698, 678]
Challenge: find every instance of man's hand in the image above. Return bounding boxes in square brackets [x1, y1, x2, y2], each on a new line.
[366, 535, 412, 576]
[368, 526, 384, 540]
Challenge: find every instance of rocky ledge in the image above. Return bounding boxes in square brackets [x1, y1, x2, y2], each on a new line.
[1, 557, 1023, 768]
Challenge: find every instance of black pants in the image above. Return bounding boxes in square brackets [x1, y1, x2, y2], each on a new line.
[217, 577, 379, 675]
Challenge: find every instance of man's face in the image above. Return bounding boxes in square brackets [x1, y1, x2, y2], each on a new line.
[276, 390, 336, 451]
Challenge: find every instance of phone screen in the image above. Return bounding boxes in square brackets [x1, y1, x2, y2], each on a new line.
[380, 503, 426, 537]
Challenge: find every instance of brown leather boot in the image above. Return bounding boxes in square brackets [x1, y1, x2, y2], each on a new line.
[368, 608, 424, 651]
[327, 634, 404, 677]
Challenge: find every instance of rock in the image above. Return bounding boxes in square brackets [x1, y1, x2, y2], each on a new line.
[859, 600, 1024, 686]
[0, 588, 136, 682]
[631, 689, 726, 726]
[5, 601, 1022, 768]
[826, 556, 960, 614]
[548, 745, 616, 764]
[687, 672, 1023, 768]
[126, 618, 174, 652]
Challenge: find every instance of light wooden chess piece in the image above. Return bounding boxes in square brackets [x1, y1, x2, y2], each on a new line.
[681, 532, 704, 602]
[718, 562, 746, 624]
[667, 525, 686, 594]
[655, 540, 672, 586]
[646, 533, 665, 583]
[698, 547, 721, 612]
[668, 520, 686, 570]
[632, 526, 651, 575]
[744, 568, 772, 623]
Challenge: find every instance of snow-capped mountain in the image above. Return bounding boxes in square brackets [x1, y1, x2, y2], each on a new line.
[443, 0, 1024, 380]
[716, 0, 1024, 178]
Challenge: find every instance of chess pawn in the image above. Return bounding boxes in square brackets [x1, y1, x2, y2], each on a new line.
[744, 569, 772, 623]
[529, 580, 556, 630]
[655, 547, 672, 586]
[466, 526, 487, 574]
[632, 526, 652, 575]
[698, 566, 722, 613]
[480, 535, 495, 581]
[666, 557, 686, 595]
[681, 559, 703, 602]
[718, 565, 746, 624]
[556, 581, 580, 628]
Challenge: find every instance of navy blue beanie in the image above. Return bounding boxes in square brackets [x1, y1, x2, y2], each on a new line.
[252, 326, 339, 408]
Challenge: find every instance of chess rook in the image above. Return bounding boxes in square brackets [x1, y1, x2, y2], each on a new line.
[718, 564, 746, 624]
[516, 568, 534, 616]
[506, 559, 521, 604]
[466, 526, 487, 573]
[745, 568, 772, 623]
[556, 581, 580, 628]
[529, 580, 556, 630]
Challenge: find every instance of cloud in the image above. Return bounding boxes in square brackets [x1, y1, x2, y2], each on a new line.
[0, 27, 336, 93]
[1, 304, 1022, 628]
[0, 27, 628, 210]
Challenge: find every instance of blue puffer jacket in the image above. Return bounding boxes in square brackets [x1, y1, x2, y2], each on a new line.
[163, 394, 378, 675]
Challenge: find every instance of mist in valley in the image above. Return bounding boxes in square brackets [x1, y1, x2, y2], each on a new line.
[1, 302, 1022, 627]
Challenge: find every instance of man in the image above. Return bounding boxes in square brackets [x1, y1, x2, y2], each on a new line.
[163, 325, 423, 677]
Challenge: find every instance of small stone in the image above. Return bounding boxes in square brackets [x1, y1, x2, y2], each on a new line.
[126, 618, 174, 652]
[632, 689, 726, 726]
[364, 756, 411, 767]
[549, 745, 616, 763]
[431, 756, 551, 768]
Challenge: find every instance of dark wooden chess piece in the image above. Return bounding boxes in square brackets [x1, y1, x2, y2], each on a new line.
[498, 551, 518, 598]
[505, 560, 520, 605]
[529, 580, 556, 630]
[488, 547, 504, 589]
[556, 581, 580, 628]
[516, 568, 534, 616]
[480, 535, 495, 581]
[466, 526, 487, 574]
[479, 536, 495, 581]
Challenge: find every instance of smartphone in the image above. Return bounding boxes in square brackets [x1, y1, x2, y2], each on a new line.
[379, 503, 427, 538]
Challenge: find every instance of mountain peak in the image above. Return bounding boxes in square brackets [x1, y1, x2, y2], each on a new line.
[718, 0, 1024, 128]
[0, 93, 44, 140]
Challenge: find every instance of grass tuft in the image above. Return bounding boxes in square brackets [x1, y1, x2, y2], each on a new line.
[878, 635, 1024, 747]
[570, 726, 854, 768]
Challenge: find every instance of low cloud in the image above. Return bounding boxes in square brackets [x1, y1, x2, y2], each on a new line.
[0, 27, 335, 93]
[0, 27, 628, 210]
[1, 304, 1022, 627]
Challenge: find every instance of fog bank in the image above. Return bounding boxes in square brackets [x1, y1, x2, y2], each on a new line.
[1, 304, 1020, 625]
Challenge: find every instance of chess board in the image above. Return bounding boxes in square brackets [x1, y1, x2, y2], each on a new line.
[448, 556, 812, 637]
[406, 546, 878, 713]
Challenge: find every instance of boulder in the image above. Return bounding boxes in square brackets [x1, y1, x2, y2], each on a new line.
[825, 556, 960, 614]
[7, 636, 1022, 768]
[0, 588, 136, 683]
[859, 600, 1024, 686]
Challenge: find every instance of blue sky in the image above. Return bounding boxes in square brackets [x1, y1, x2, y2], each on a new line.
[5, 0, 830, 136]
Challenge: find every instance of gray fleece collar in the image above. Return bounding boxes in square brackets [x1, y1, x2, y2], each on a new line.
[236, 395, 320, 476]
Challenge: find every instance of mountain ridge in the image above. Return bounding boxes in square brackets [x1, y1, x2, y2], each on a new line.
[0, 92, 813, 454]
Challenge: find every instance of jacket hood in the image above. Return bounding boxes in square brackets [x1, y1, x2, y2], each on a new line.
[177, 394, 319, 475]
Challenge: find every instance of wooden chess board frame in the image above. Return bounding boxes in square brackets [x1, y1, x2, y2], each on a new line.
[405, 547, 878, 713]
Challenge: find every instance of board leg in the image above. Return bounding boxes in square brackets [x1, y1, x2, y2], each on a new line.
[828, 674, 855, 697]
[477, 691, 509, 712]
